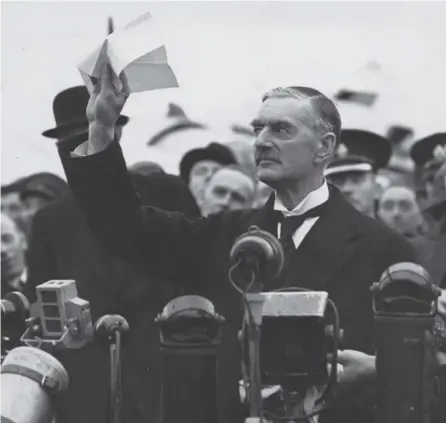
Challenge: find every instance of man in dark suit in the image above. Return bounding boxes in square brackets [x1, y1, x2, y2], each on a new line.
[24, 87, 201, 423]
[59, 68, 416, 423]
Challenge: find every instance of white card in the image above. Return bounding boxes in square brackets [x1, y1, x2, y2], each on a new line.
[78, 12, 179, 94]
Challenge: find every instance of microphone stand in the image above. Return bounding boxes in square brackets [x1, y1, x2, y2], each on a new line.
[244, 292, 266, 423]
[95, 315, 129, 423]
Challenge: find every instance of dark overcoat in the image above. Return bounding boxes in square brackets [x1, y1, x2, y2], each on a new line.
[24, 169, 200, 423]
[60, 141, 417, 423]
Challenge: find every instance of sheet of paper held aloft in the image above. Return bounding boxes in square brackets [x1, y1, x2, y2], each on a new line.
[78, 12, 179, 94]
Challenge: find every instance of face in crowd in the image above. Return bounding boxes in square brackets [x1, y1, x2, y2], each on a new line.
[1, 213, 27, 284]
[327, 171, 377, 216]
[188, 160, 225, 206]
[200, 167, 256, 216]
[1, 191, 24, 229]
[251, 88, 338, 198]
[377, 186, 426, 238]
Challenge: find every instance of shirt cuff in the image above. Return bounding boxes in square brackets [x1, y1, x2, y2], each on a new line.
[71, 140, 110, 157]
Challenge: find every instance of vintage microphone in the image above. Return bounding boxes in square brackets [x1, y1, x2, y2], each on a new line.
[95, 314, 129, 423]
[229, 226, 285, 423]
[371, 262, 442, 423]
[155, 295, 225, 423]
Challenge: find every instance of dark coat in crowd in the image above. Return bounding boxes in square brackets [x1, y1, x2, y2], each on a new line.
[60, 141, 417, 423]
[24, 171, 200, 423]
[412, 223, 446, 288]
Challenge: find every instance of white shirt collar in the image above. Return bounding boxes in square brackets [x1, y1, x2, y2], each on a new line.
[273, 180, 329, 217]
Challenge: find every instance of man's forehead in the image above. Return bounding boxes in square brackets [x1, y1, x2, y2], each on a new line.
[254, 97, 312, 123]
[382, 186, 415, 201]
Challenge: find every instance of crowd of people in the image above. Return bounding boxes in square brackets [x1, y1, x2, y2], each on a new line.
[1, 71, 446, 422]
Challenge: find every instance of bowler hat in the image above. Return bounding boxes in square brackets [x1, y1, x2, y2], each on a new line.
[325, 129, 391, 177]
[179, 142, 237, 183]
[42, 86, 129, 139]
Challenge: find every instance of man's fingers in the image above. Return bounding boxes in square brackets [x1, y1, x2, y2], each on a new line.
[119, 70, 131, 96]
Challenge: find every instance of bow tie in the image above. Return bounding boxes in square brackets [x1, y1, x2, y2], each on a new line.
[276, 201, 328, 243]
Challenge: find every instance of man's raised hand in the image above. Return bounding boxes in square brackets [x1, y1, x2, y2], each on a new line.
[86, 62, 130, 149]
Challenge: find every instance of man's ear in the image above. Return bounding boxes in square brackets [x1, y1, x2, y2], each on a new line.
[315, 132, 336, 165]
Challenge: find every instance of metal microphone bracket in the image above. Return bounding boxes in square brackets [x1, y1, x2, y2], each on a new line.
[94, 315, 130, 345]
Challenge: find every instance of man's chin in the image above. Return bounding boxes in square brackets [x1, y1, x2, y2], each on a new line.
[257, 169, 280, 185]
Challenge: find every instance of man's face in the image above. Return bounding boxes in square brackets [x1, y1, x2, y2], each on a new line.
[1, 192, 24, 225]
[378, 186, 425, 237]
[1, 214, 26, 281]
[328, 171, 377, 215]
[201, 168, 255, 216]
[252, 97, 320, 187]
[189, 160, 224, 204]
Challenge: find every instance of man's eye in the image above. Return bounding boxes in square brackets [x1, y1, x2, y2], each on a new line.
[253, 125, 263, 135]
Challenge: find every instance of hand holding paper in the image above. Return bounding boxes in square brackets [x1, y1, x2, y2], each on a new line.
[79, 12, 179, 94]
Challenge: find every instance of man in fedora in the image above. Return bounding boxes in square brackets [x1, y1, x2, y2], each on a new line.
[24, 85, 200, 423]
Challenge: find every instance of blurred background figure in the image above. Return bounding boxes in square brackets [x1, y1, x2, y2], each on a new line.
[179, 142, 237, 207]
[377, 185, 427, 239]
[129, 161, 166, 176]
[19, 172, 70, 237]
[1, 213, 27, 296]
[325, 129, 391, 218]
[413, 159, 446, 288]
[1, 179, 27, 232]
[410, 132, 446, 214]
[200, 165, 255, 216]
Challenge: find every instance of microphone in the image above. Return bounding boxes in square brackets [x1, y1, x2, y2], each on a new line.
[229, 226, 284, 290]
[21, 280, 93, 351]
[94, 315, 129, 423]
[1, 292, 30, 321]
[94, 314, 130, 344]
[371, 262, 441, 423]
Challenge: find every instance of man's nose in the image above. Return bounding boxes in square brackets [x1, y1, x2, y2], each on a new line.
[254, 129, 273, 149]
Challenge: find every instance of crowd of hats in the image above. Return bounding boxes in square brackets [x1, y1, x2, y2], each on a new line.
[38, 82, 446, 217]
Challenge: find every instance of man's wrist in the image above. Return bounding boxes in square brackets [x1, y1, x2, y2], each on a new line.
[88, 121, 115, 152]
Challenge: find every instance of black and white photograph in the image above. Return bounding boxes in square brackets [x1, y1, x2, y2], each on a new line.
[1, 2, 446, 423]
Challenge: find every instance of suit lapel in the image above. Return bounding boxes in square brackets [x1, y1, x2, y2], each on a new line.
[282, 186, 363, 291]
[249, 193, 278, 235]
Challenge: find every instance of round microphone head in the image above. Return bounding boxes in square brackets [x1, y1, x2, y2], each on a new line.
[374, 262, 440, 313]
[230, 226, 284, 287]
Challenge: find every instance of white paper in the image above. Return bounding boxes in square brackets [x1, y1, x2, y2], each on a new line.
[78, 12, 179, 94]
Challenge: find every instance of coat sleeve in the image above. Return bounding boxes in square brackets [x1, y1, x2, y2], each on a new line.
[59, 140, 214, 288]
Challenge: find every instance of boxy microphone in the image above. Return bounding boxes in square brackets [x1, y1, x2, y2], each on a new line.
[21, 280, 93, 351]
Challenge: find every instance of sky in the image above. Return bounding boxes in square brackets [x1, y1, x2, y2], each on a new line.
[1, 1, 446, 183]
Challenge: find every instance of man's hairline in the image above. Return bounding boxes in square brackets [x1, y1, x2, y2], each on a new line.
[259, 95, 336, 142]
